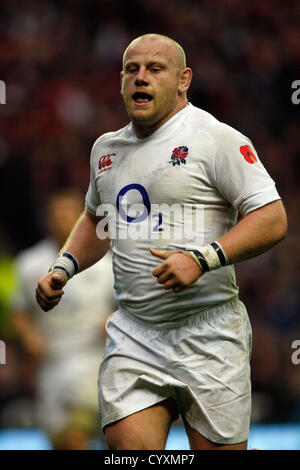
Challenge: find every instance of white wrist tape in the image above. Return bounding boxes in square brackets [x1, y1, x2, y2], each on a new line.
[50, 252, 80, 279]
[189, 241, 228, 273]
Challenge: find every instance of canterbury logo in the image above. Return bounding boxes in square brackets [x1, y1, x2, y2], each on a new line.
[98, 153, 116, 173]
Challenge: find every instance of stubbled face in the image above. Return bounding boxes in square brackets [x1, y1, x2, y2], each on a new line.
[121, 38, 184, 134]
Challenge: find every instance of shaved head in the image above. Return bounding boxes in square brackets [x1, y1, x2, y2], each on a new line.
[123, 34, 187, 71]
[121, 33, 192, 138]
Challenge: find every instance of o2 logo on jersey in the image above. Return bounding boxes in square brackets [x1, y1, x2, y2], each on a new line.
[116, 184, 151, 223]
[240, 145, 257, 164]
[97, 183, 204, 241]
[116, 184, 163, 232]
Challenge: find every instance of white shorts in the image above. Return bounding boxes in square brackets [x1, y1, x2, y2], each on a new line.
[98, 296, 252, 445]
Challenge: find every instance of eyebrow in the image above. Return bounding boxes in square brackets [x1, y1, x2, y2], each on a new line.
[125, 60, 167, 69]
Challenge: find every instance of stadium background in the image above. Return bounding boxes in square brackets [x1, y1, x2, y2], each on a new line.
[0, 0, 299, 450]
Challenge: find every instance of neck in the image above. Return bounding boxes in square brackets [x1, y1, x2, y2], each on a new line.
[132, 100, 188, 139]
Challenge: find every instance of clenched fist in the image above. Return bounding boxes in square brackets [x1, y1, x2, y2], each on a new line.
[150, 248, 203, 293]
[35, 270, 68, 312]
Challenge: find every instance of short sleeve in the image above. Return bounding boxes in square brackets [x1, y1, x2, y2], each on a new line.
[85, 144, 101, 215]
[211, 123, 281, 216]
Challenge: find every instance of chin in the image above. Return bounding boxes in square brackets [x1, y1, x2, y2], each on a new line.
[130, 110, 156, 125]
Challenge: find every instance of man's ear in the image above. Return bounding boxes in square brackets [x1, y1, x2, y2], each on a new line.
[120, 71, 124, 95]
[178, 67, 192, 95]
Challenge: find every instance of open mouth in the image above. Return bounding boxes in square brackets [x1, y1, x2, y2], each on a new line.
[132, 92, 153, 104]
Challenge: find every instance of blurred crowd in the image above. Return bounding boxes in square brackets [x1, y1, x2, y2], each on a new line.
[0, 0, 299, 448]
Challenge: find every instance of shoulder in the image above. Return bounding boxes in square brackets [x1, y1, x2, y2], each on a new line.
[185, 104, 248, 148]
[208, 122, 249, 150]
[90, 124, 131, 156]
[184, 104, 220, 131]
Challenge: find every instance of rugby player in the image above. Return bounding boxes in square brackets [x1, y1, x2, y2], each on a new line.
[36, 34, 287, 450]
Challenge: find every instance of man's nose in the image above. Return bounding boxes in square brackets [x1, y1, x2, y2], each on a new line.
[135, 66, 148, 85]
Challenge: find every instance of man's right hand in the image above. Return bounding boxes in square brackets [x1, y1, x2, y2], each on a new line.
[35, 270, 68, 312]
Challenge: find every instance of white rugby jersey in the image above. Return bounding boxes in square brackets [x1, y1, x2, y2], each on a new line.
[86, 103, 280, 325]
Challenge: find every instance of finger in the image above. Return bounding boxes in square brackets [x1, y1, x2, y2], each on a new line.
[36, 287, 64, 302]
[37, 278, 65, 298]
[39, 301, 59, 312]
[36, 285, 64, 302]
[150, 248, 169, 260]
[173, 285, 184, 293]
[35, 294, 61, 312]
[51, 271, 68, 289]
[35, 295, 53, 312]
[163, 278, 178, 290]
[150, 248, 179, 260]
[35, 292, 61, 312]
[36, 295, 63, 310]
[157, 272, 173, 285]
[35, 291, 63, 313]
[152, 263, 166, 278]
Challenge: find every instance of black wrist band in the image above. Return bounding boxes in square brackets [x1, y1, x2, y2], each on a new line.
[52, 266, 71, 279]
[210, 242, 227, 266]
[191, 250, 210, 273]
[62, 252, 79, 275]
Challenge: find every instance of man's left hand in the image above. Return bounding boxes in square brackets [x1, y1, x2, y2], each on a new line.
[150, 248, 203, 293]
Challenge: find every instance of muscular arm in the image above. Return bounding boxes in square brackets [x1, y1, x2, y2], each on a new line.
[36, 209, 110, 311]
[151, 199, 287, 292]
[217, 200, 287, 264]
[59, 209, 110, 271]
